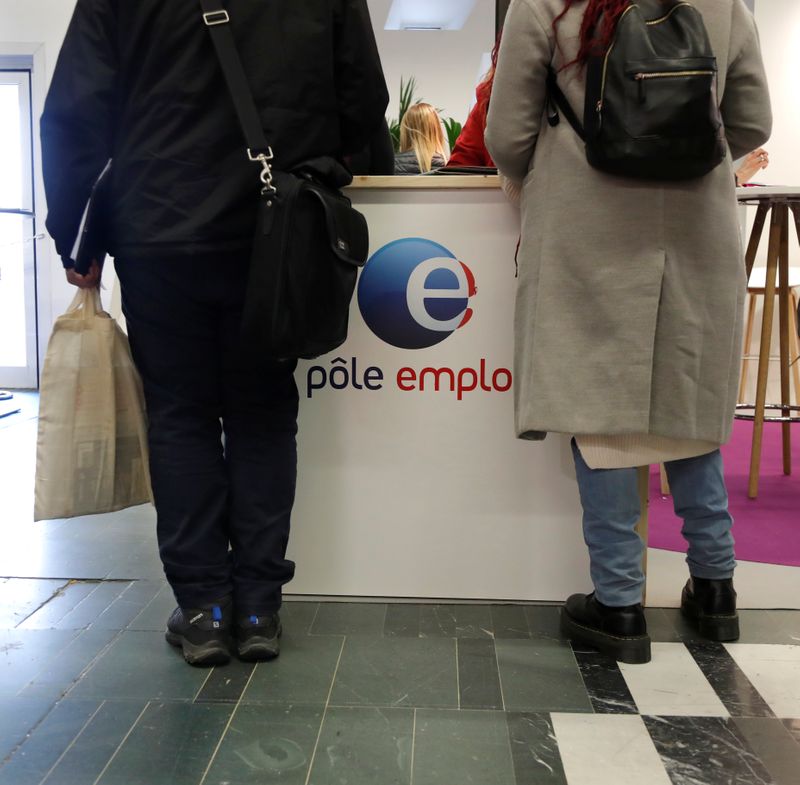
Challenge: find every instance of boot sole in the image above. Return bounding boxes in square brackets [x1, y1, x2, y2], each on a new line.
[560, 608, 651, 664]
[680, 602, 740, 642]
[165, 630, 231, 667]
[237, 637, 280, 662]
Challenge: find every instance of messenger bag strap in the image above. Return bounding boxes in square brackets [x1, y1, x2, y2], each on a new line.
[198, 0, 277, 193]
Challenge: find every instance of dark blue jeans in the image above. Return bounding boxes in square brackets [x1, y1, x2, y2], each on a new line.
[116, 252, 298, 613]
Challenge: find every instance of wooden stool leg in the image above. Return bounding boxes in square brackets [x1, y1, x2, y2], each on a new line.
[739, 293, 757, 404]
[746, 202, 769, 281]
[659, 464, 670, 496]
[778, 215, 792, 475]
[790, 292, 800, 408]
[749, 204, 783, 499]
[636, 466, 649, 606]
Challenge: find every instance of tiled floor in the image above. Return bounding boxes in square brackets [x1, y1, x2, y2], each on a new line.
[2, 393, 800, 784]
[1, 588, 799, 785]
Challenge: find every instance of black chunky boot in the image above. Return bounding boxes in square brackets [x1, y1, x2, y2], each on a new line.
[561, 593, 651, 664]
[165, 600, 233, 666]
[680, 577, 739, 641]
[236, 612, 282, 662]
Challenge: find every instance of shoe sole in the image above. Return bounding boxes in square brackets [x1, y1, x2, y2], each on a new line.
[680, 601, 740, 642]
[165, 630, 231, 667]
[560, 608, 652, 664]
[237, 637, 280, 662]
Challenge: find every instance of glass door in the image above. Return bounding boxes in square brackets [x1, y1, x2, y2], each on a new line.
[0, 70, 37, 389]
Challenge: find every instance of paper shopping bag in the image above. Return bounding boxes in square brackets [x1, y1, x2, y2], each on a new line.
[34, 288, 152, 521]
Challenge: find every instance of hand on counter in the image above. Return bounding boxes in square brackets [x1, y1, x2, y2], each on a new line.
[736, 148, 769, 185]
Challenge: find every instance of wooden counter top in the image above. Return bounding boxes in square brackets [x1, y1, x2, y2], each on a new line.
[348, 175, 502, 190]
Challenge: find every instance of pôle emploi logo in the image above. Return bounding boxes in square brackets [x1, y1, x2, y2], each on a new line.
[306, 238, 512, 400]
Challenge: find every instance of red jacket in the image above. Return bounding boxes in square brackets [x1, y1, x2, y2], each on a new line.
[448, 85, 495, 168]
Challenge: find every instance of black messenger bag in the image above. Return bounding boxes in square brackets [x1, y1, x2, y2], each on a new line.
[200, 1, 369, 359]
[547, 0, 727, 181]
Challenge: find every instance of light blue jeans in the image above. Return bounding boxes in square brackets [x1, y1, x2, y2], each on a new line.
[571, 439, 735, 607]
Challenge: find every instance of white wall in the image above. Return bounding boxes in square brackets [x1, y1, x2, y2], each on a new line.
[367, 0, 495, 126]
[0, 0, 78, 361]
[753, 0, 800, 188]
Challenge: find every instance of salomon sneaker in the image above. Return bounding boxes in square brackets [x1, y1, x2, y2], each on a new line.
[235, 612, 282, 662]
[165, 600, 233, 666]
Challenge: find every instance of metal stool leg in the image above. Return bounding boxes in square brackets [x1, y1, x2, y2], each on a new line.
[749, 204, 783, 499]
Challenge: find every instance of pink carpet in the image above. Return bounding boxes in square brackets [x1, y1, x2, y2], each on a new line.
[649, 419, 800, 567]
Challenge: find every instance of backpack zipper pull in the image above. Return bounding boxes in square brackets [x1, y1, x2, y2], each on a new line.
[635, 73, 646, 103]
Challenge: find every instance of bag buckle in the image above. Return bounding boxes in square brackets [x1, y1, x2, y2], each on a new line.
[203, 10, 230, 26]
[248, 147, 277, 196]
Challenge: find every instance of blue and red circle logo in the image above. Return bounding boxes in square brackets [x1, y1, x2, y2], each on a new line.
[357, 238, 477, 350]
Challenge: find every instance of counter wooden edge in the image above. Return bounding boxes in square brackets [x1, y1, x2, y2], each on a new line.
[348, 175, 502, 190]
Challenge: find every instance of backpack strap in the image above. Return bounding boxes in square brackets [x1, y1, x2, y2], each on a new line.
[546, 67, 586, 141]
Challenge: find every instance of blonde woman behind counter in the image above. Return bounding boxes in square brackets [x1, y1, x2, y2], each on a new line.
[394, 103, 447, 175]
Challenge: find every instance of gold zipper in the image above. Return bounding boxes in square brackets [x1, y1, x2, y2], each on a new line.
[646, 2, 692, 26]
[598, 4, 638, 115]
[634, 70, 714, 79]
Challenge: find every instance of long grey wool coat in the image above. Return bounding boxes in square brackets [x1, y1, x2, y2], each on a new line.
[486, 0, 772, 442]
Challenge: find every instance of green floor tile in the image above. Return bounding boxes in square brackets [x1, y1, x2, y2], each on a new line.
[0, 629, 80, 697]
[419, 604, 493, 638]
[0, 578, 68, 628]
[384, 604, 421, 637]
[96, 701, 232, 785]
[280, 601, 319, 636]
[241, 633, 343, 705]
[524, 605, 563, 641]
[66, 631, 208, 701]
[43, 700, 146, 785]
[0, 696, 55, 761]
[330, 637, 457, 708]
[413, 709, 516, 785]
[0, 699, 101, 785]
[16, 581, 98, 629]
[308, 706, 413, 785]
[19, 628, 119, 700]
[491, 605, 531, 639]
[495, 639, 592, 713]
[203, 704, 323, 785]
[125, 584, 174, 631]
[310, 603, 387, 635]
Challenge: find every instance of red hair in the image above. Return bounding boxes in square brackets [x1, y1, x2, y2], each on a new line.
[475, 31, 503, 121]
[554, 0, 637, 68]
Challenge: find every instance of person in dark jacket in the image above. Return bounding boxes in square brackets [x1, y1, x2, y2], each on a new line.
[41, 0, 388, 667]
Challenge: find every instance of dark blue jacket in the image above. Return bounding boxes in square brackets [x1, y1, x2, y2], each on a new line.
[42, 0, 388, 263]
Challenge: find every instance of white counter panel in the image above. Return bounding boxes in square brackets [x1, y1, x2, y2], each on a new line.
[288, 185, 590, 600]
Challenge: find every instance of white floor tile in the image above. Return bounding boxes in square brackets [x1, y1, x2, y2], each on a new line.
[618, 642, 729, 717]
[551, 714, 671, 785]
[725, 643, 800, 718]
[645, 548, 800, 610]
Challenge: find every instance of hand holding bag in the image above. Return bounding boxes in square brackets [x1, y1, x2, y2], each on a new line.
[200, 1, 370, 359]
[34, 289, 152, 521]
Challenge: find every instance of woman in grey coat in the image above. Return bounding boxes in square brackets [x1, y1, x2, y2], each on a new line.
[486, 0, 771, 663]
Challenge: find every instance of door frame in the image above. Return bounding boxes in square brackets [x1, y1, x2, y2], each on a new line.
[0, 47, 53, 390]
[0, 67, 38, 388]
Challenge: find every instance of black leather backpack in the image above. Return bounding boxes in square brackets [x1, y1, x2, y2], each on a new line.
[547, 0, 727, 180]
